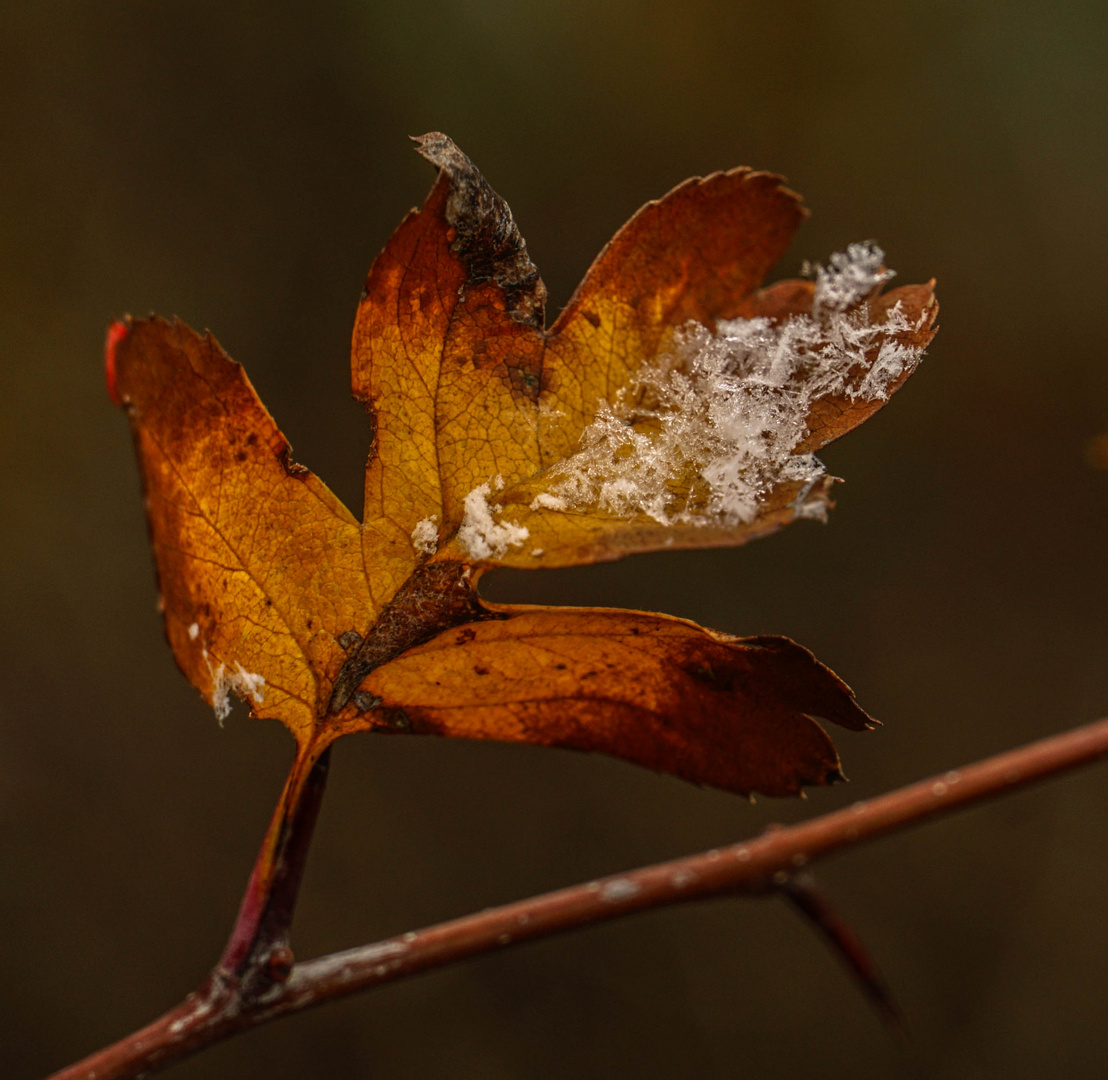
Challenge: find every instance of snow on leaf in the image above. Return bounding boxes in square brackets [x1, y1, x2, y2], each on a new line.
[411, 517, 439, 556]
[456, 479, 531, 560]
[108, 133, 936, 798]
[539, 244, 927, 527]
[807, 241, 892, 312]
[211, 662, 267, 723]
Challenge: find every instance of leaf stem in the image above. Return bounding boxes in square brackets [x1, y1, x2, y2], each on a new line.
[218, 745, 332, 979]
[45, 716, 1108, 1080]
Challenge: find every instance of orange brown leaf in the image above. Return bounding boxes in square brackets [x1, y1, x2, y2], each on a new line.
[337, 608, 874, 798]
[109, 317, 371, 749]
[109, 134, 937, 798]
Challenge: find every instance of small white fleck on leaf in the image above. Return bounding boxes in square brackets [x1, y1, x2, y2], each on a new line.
[411, 516, 439, 555]
[457, 478, 530, 560]
[206, 657, 267, 723]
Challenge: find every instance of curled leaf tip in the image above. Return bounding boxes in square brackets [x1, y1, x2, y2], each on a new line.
[411, 131, 546, 327]
[410, 131, 464, 166]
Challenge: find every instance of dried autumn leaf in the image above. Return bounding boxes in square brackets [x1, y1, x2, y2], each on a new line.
[348, 612, 870, 797]
[107, 134, 937, 803]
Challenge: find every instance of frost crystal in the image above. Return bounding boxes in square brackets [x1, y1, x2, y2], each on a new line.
[209, 659, 266, 723]
[530, 492, 568, 512]
[411, 516, 439, 555]
[457, 478, 530, 560]
[543, 243, 924, 527]
[806, 241, 892, 312]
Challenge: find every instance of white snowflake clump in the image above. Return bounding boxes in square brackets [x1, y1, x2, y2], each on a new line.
[457, 477, 530, 560]
[207, 657, 266, 723]
[805, 241, 892, 313]
[543, 243, 925, 527]
[411, 516, 439, 555]
[530, 492, 568, 512]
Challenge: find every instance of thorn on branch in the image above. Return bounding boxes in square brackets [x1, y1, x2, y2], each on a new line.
[779, 872, 905, 1032]
[45, 716, 1108, 1080]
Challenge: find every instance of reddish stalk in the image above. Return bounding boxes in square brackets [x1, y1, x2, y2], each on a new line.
[55, 745, 338, 1080]
[47, 716, 1108, 1080]
[218, 745, 332, 981]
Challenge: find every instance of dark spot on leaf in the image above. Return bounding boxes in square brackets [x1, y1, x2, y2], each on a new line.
[338, 630, 362, 650]
[371, 707, 412, 733]
[683, 661, 719, 687]
[474, 666, 490, 676]
[413, 133, 547, 328]
[582, 310, 600, 329]
[353, 690, 381, 711]
[505, 359, 544, 403]
[464, 336, 494, 370]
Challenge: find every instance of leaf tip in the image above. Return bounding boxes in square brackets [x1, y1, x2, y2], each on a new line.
[407, 131, 547, 327]
[105, 318, 131, 406]
[409, 131, 456, 165]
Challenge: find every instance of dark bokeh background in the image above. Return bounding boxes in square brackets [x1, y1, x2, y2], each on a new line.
[3, 2, 1108, 1077]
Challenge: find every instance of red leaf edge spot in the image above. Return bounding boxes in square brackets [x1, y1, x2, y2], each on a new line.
[105, 318, 130, 406]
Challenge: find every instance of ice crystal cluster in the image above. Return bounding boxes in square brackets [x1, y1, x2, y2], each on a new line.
[457, 477, 530, 559]
[542, 243, 924, 527]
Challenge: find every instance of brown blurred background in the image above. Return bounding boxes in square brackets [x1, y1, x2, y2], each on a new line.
[3, 2, 1108, 1077]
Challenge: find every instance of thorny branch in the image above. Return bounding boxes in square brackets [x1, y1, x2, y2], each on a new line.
[47, 715, 1108, 1080]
